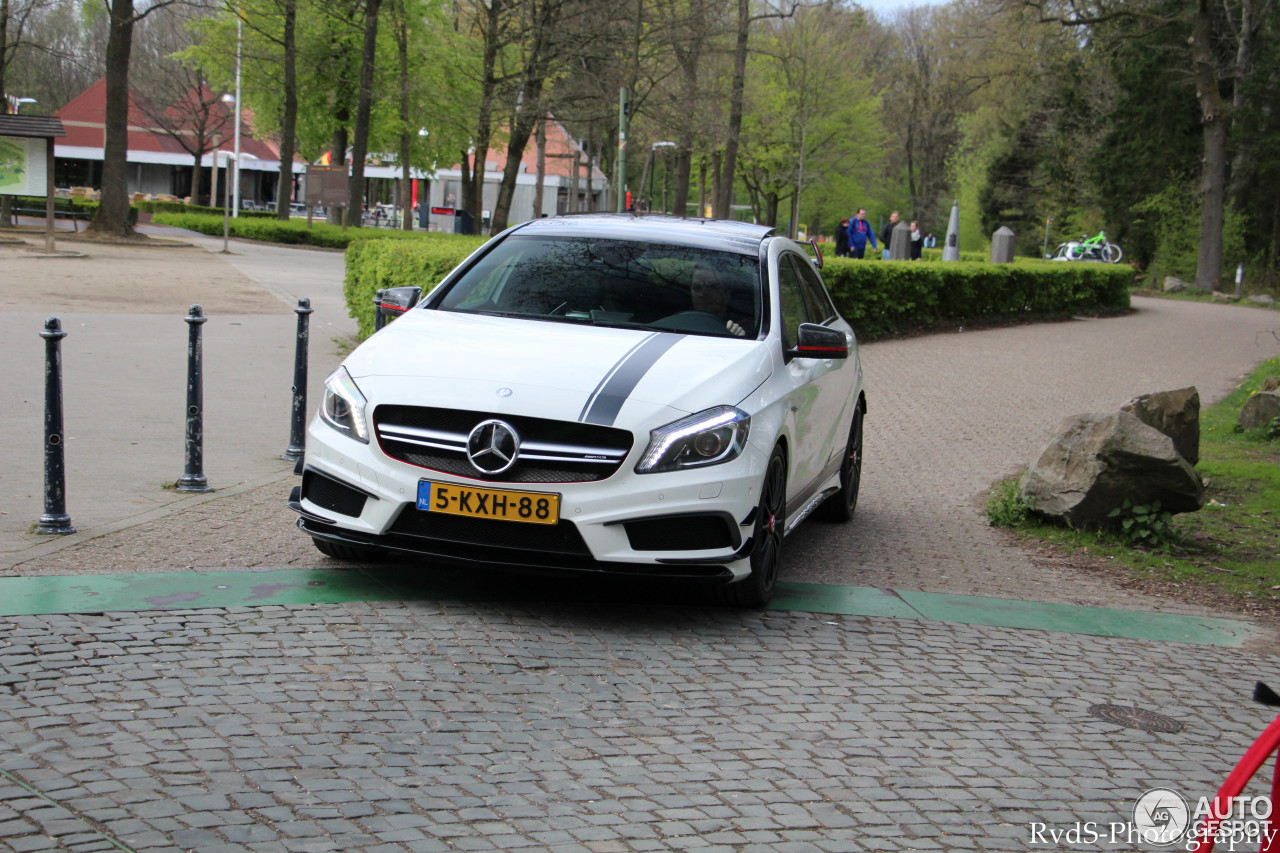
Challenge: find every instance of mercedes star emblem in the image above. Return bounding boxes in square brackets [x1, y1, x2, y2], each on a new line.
[466, 419, 520, 475]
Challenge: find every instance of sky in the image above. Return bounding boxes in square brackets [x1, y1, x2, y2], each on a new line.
[856, 0, 940, 21]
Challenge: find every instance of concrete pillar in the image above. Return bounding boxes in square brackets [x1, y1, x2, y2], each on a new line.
[942, 200, 961, 261]
[889, 221, 912, 260]
[990, 226, 1016, 263]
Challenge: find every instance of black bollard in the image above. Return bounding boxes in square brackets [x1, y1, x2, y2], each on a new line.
[176, 304, 211, 492]
[36, 317, 75, 534]
[283, 297, 313, 461]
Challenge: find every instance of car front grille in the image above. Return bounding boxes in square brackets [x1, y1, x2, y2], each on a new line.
[388, 504, 594, 565]
[375, 405, 634, 483]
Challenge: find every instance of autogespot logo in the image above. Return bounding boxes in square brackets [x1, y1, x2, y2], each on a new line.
[1134, 788, 1191, 846]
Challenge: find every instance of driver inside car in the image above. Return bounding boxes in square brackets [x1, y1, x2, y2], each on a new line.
[690, 267, 746, 337]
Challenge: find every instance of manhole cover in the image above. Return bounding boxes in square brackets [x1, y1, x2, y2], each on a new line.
[1088, 703, 1183, 734]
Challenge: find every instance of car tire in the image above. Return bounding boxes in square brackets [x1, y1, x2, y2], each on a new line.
[816, 403, 864, 523]
[716, 445, 787, 608]
[311, 537, 389, 563]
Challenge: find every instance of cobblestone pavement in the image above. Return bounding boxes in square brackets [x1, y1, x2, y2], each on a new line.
[2, 595, 1277, 853]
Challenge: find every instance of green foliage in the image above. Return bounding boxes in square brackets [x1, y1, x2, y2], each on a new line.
[986, 478, 1034, 528]
[136, 201, 276, 219]
[1266, 417, 1280, 441]
[344, 235, 487, 337]
[1105, 499, 1179, 548]
[151, 211, 442, 249]
[818, 256, 1132, 339]
[1134, 180, 1249, 285]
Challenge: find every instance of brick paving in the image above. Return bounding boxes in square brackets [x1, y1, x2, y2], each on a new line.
[2, 598, 1277, 852]
[4, 236, 1280, 851]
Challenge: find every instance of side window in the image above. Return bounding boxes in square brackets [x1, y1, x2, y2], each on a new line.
[776, 255, 812, 350]
[789, 255, 836, 324]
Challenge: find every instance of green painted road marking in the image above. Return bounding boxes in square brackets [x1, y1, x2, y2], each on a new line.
[768, 582, 919, 619]
[0, 571, 1256, 646]
[0, 568, 418, 617]
[892, 589, 1255, 647]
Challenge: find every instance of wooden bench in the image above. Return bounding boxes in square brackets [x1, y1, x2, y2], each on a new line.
[8, 206, 93, 231]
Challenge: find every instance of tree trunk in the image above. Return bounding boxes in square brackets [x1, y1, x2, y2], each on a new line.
[710, 150, 721, 218]
[89, 0, 138, 237]
[569, 137, 579, 212]
[1192, 0, 1226, 291]
[672, 133, 692, 218]
[490, 84, 544, 232]
[345, 0, 383, 228]
[714, 0, 749, 220]
[466, 0, 501, 229]
[532, 117, 546, 217]
[327, 124, 348, 225]
[1227, 0, 1256, 208]
[395, 0, 412, 229]
[275, 0, 298, 220]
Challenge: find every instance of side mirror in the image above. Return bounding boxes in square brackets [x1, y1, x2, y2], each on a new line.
[373, 286, 422, 330]
[789, 323, 848, 360]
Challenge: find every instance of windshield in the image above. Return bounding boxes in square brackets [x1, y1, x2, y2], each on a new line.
[435, 235, 762, 338]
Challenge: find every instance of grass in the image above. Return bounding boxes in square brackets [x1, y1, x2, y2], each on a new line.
[988, 353, 1280, 613]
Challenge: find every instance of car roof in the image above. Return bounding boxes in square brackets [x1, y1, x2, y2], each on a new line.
[510, 214, 776, 254]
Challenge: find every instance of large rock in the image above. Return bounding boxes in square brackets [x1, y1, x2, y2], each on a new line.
[1020, 411, 1204, 528]
[1264, 377, 1280, 393]
[1164, 276, 1189, 293]
[1120, 386, 1200, 464]
[1239, 391, 1280, 431]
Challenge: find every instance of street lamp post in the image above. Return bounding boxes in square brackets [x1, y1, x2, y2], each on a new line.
[219, 150, 238, 253]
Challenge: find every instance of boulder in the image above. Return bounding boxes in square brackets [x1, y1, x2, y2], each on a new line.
[1120, 386, 1200, 465]
[1248, 293, 1276, 306]
[1263, 377, 1280, 393]
[1238, 391, 1280, 431]
[1020, 411, 1204, 528]
[1163, 276, 1189, 293]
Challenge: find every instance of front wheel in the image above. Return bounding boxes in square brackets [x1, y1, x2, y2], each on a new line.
[715, 446, 787, 607]
[816, 404, 864, 523]
[1103, 242, 1123, 263]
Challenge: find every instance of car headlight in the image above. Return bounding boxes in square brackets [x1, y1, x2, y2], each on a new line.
[636, 406, 750, 474]
[320, 366, 369, 443]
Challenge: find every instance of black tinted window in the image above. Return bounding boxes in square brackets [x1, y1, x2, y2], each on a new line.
[437, 236, 761, 338]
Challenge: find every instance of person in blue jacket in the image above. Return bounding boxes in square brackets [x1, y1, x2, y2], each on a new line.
[846, 208, 877, 259]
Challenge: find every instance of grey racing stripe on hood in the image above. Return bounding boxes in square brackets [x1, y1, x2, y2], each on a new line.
[579, 332, 683, 426]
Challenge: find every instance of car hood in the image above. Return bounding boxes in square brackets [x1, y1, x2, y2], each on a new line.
[345, 309, 773, 424]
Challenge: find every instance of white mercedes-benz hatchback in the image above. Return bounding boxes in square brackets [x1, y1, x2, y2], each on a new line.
[290, 214, 865, 606]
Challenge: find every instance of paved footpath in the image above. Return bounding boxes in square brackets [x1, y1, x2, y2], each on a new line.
[2, 234, 1280, 851]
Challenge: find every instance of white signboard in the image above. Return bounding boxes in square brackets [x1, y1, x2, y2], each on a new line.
[0, 136, 48, 196]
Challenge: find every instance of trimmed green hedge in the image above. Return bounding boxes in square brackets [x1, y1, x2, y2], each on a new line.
[345, 236, 489, 337]
[137, 200, 276, 218]
[150, 211, 443, 249]
[819, 256, 1132, 339]
[342, 238, 1132, 342]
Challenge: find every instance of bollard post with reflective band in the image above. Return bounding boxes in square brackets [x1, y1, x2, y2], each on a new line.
[176, 304, 211, 492]
[283, 297, 313, 461]
[36, 317, 75, 534]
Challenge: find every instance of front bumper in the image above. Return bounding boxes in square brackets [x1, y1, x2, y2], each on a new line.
[291, 416, 765, 582]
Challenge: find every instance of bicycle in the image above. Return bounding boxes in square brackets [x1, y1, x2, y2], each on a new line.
[1065, 230, 1124, 263]
[1190, 682, 1280, 852]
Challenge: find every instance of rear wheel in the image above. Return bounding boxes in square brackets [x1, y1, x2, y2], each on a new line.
[312, 537, 390, 563]
[716, 446, 786, 608]
[817, 404, 864, 523]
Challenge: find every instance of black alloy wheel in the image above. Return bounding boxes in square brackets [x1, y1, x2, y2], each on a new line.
[717, 445, 787, 607]
[817, 403, 863, 523]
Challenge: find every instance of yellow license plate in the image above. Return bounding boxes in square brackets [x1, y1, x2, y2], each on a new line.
[417, 481, 559, 525]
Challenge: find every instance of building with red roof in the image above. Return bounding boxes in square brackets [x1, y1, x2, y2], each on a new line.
[48, 78, 611, 226]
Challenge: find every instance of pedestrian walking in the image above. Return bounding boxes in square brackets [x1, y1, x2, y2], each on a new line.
[847, 209, 877, 259]
[835, 219, 850, 257]
[910, 220, 923, 260]
[880, 211, 899, 260]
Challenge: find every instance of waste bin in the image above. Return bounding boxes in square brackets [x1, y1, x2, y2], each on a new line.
[454, 209, 474, 235]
